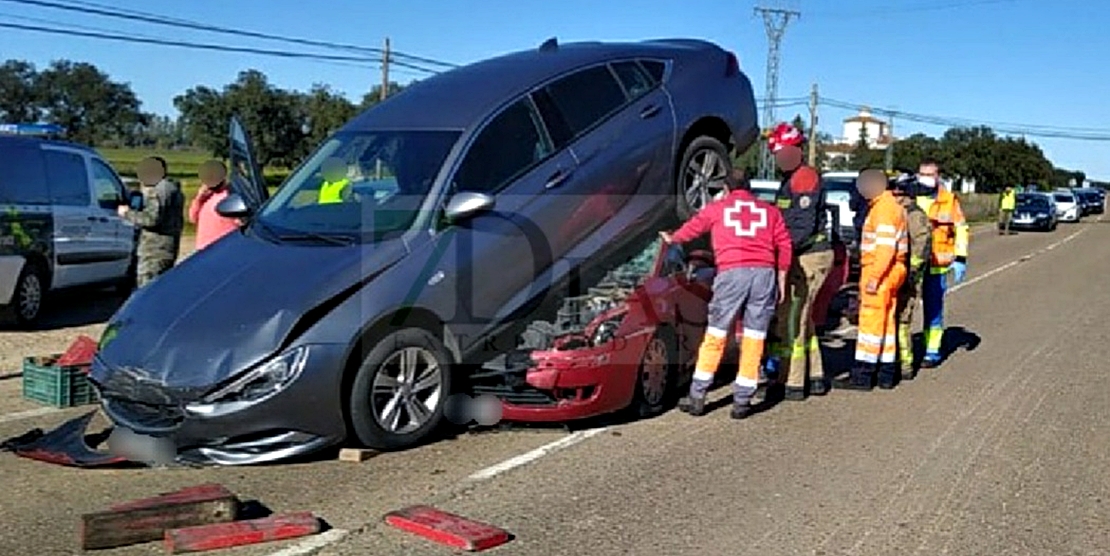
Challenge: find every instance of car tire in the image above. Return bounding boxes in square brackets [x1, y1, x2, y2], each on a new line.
[631, 326, 679, 418]
[676, 136, 730, 221]
[114, 256, 138, 294]
[348, 328, 453, 451]
[0, 260, 46, 328]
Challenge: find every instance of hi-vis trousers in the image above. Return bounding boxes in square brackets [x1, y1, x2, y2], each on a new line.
[689, 267, 778, 406]
[856, 269, 906, 366]
[772, 249, 834, 389]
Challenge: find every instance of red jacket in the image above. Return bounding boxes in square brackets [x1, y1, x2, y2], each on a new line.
[671, 189, 793, 272]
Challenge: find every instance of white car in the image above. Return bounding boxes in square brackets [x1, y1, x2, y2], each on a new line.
[1051, 189, 1082, 222]
[821, 171, 859, 233]
[750, 179, 780, 202]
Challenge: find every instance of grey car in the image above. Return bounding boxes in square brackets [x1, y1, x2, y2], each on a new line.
[90, 37, 759, 465]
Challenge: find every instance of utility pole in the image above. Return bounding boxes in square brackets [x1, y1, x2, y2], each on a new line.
[884, 113, 894, 172]
[755, 4, 800, 180]
[807, 83, 818, 167]
[381, 37, 391, 102]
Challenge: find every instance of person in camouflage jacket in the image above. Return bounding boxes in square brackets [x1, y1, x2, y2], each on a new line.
[117, 156, 185, 288]
[891, 174, 932, 380]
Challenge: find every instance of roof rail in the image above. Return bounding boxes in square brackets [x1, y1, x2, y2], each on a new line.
[0, 123, 66, 138]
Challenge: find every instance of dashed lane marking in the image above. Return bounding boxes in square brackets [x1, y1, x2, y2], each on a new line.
[465, 427, 610, 482]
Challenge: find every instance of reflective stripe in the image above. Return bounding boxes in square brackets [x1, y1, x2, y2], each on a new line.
[734, 375, 759, 388]
[876, 237, 898, 246]
[877, 224, 897, 233]
[854, 350, 879, 363]
[741, 328, 766, 340]
[693, 370, 715, 382]
[706, 326, 727, 338]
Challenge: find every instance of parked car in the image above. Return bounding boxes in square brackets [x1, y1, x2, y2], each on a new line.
[90, 38, 760, 464]
[1076, 188, 1104, 215]
[0, 134, 138, 326]
[1052, 189, 1082, 222]
[820, 172, 860, 240]
[749, 179, 780, 202]
[1008, 192, 1057, 232]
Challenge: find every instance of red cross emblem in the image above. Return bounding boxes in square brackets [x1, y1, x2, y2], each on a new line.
[724, 199, 767, 237]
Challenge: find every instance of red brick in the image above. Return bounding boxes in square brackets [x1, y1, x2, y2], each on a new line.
[384, 505, 511, 552]
[164, 512, 321, 554]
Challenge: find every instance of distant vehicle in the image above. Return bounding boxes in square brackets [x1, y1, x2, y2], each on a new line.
[0, 134, 138, 326]
[1008, 192, 1057, 232]
[1075, 188, 1104, 215]
[1052, 189, 1082, 222]
[820, 171, 861, 244]
[90, 38, 761, 464]
[749, 179, 780, 202]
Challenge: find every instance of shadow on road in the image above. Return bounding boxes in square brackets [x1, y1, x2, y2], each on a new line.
[0, 287, 126, 332]
[912, 326, 982, 367]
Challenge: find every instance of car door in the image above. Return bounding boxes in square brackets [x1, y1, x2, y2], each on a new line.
[438, 96, 580, 354]
[40, 145, 101, 288]
[88, 156, 136, 277]
[228, 116, 270, 213]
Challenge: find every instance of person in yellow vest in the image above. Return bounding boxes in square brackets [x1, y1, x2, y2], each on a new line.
[998, 186, 1017, 235]
[915, 159, 969, 369]
[317, 157, 352, 204]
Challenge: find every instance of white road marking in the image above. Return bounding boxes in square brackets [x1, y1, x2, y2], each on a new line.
[263, 528, 348, 556]
[949, 227, 1085, 294]
[466, 427, 610, 482]
[0, 406, 62, 425]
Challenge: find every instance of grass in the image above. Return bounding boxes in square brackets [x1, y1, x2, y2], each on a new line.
[958, 193, 1000, 224]
[100, 147, 288, 236]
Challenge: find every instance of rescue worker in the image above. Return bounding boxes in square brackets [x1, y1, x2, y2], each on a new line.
[317, 157, 352, 204]
[892, 173, 932, 381]
[659, 166, 792, 419]
[117, 156, 185, 287]
[998, 185, 1017, 235]
[765, 123, 834, 401]
[915, 159, 969, 368]
[840, 169, 908, 390]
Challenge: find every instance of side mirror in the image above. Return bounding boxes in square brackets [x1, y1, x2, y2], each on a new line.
[127, 190, 144, 211]
[443, 192, 495, 223]
[216, 193, 252, 218]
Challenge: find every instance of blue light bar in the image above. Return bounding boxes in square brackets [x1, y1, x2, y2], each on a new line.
[0, 123, 66, 137]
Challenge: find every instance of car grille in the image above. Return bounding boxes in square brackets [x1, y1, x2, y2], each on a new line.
[102, 397, 185, 432]
[471, 384, 557, 406]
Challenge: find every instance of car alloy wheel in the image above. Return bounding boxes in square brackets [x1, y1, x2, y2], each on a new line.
[683, 148, 728, 213]
[370, 347, 444, 434]
[17, 271, 42, 323]
[640, 337, 670, 407]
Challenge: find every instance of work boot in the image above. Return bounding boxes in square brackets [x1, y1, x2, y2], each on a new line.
[901, 367, 916, 381]
[878, 364, 899, 390]
[678, 396, 706, 416]
[784, 386, 806, 402]
[920, 353, 942, 369]
[835, 364, 876, 391]
[730, 383, 756, 420]
[809, 377, 830, 396]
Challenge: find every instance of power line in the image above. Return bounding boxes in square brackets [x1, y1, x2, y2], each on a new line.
[754, 4, 801, 179]
[0, 0, 457, 70]
[822, 97, 1110, 141]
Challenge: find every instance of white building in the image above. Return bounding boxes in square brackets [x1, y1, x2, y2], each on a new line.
[823, 107, 895, 167]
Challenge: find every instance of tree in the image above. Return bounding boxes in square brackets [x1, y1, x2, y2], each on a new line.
[27, 60, 149, 145]
[0, 60, 41, 122]
[359, 82, 409, 110]
[175, 70, 305, 167]
[296, 84, 358, 160]
[847, 124, 884, 170]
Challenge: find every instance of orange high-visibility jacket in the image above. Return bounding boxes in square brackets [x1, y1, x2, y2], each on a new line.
[916, 188, 968, 270]
[860, 191, 909, 289]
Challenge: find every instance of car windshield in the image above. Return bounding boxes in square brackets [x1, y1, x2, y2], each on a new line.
[1053, 193, 1073, 203]
[1017, 195, 1047, 209]
[255, 129, 461, 241]
[822, 177, 856, 205]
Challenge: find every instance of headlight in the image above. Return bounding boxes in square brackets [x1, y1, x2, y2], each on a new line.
[185, 347, 308, 415]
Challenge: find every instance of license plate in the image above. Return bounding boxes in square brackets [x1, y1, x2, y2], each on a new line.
[106, 426, 177, 464]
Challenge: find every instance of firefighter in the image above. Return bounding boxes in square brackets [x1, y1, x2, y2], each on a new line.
[915, 159, 969, 368]
[892, 173, 932, 381]
[839, 169, 908, 390]
[660, 167, 792, 420]
[764, 123, 834, 401]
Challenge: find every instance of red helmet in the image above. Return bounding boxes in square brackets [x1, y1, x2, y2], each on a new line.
[767, 123, 805, 153]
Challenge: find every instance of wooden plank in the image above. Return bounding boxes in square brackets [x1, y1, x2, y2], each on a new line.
[165, 512, 321, 553]
[384, 505, 511, 552]
[338, 448, 380, 463]
[81, 489, 239, 550]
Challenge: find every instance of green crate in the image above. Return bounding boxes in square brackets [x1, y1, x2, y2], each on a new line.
[21, 355, 99, 408]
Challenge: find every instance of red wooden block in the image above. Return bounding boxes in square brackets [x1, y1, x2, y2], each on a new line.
[164, 512, 321, 554]
[384, 505, 511, 552]
[111, 484, 232, 512]
[57, 335, 98, 367]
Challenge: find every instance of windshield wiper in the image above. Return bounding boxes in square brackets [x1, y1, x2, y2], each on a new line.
[276, 231, 356, 246]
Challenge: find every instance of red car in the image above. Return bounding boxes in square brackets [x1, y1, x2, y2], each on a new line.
[472, 239, 849, 423]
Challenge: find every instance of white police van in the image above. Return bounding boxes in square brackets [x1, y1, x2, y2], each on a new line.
[0, 125, 138, 326]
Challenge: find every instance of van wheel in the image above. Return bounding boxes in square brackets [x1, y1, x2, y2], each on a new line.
[631, 326, 679, 418]
[676, 136, 730, 221]
[348, 328, 453, 451]
[1, 261, 46, 328]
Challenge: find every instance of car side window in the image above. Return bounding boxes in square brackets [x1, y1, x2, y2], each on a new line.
[611, 61, 655, 99]
[454, 99, 552, 194]
[0, 145, 49, 205]
[542, 65, 627, 138]
[42, 150, 91, 207]
[90, 158, 125, 208]
[639, 60, 666, 83]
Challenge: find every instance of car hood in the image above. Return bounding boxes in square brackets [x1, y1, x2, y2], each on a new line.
[92, 231, 409, 401]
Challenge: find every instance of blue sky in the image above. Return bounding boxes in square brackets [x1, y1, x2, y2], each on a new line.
[1, 0, 1107, 180]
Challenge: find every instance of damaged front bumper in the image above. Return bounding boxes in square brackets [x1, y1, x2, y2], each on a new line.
[89, 344, 350, 465]
[473, 327, 654, 423]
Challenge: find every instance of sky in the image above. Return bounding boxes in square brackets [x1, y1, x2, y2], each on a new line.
[1, 0, 1108, 180]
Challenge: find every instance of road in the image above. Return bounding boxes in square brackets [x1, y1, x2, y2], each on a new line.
[0, 220, 1107, 555]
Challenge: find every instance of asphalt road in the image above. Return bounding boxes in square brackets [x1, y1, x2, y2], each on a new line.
[0, 219, 1106, 555]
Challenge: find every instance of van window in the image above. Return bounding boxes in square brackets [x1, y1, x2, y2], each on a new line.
[611, 61, 655, 99]
[542, 65, 627, 137]
[0, 144, 49, 205]
[90, 158, 125, 208]
[455, 99, 551, 194]
[43, 150, 91, 206]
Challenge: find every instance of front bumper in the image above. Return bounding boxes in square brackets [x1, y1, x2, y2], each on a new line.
[1009, 216, 1052, 229]
[472, 330, 653, 422]
[91, 344, 349, 465]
